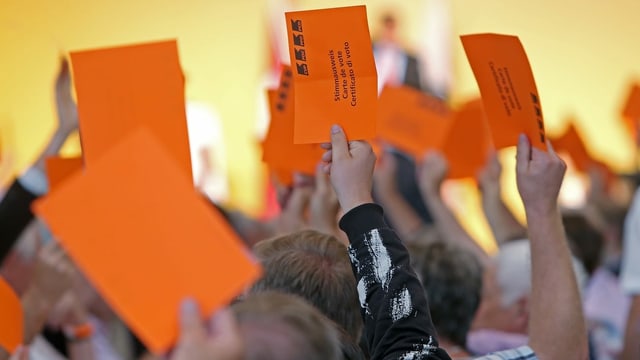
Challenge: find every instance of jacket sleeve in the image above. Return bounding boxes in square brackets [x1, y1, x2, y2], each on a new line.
[339, 203, 451, 360]
[0, 180, 38, 263]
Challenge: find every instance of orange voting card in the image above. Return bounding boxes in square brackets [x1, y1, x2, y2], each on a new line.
[622, 83, 640, 136]
[461, 34, 546, 150]
[286, 5, 378, 143]
[262, 66, 324, 179]
[441, 99, 493, 179]
[45, 156, 83, 192]
[70, 40, 192, 181]
[33, 128, 261, 353]
[551, 122, 591, 172]
[377, 85, 452, 158]
[0, 277, 22, 353]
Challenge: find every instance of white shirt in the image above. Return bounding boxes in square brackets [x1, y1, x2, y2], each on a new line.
[621, 188, 640, 294]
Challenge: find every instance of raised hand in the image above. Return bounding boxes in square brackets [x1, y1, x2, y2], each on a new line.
[515, 134, 566, 215]
[322, 125, 376, 213]
[477, 153, 502, 192]
[417, 151, 448, 197]
[274, 182, 312, 235]
[54, 58, 79, 136]
[309, 164, 341, 236]
[373, 148, 399, 196]
[171, 300, 243, 360]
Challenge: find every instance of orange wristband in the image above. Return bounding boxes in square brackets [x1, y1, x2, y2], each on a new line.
[63, 323, 94, 342]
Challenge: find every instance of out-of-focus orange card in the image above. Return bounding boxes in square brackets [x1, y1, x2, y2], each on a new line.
[262, 66, 324, 179]
[551, 122, 591, 172]
[622, 83, 640, 135]
[33, 128, 261, 353]
[286, 5, 378, 143]
[442, 99, 493, 179]
[0, 277, 22, 353]
[461, 34, 546, 150]
[45, 156, 84, 192]
[377, 86, 452, 157]
[70, 40, 192, 181]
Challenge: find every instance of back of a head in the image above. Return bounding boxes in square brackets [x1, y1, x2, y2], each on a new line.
[562, 212, 604, 275]
[251, 230, 362, 340]
[232, 292, 342, 360]
[496, 239, 588, 306]
[411, 241, 482, 347]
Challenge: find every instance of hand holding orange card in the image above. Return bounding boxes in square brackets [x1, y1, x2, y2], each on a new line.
[441, 99, 493, 179]
[377, 85, 452, 158]
[70, 40, 192, 180]
[0, 277, 22, 353]
[461, 34, 546, 150]
[262, 66, 324, 181]
[45, 156, 83, 192]
[286, 5, 378, 143]
[33, 128, 261, 353]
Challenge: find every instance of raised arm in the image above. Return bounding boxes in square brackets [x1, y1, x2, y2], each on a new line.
[478, 154, 527, 246]
[373, 150, 424, 241]
[417, 152, 489, 265]
[324, 125, 451, 360]
[0, 59, 78, 263]
[515, 135, 588, 360]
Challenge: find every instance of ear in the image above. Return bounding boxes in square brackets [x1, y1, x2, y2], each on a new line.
[514, 296, 530, 333]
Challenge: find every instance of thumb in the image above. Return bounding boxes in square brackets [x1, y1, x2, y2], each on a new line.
[178, 298, 205, 342]
[515, 134, 531, 174]
[330, 125, 349, 160]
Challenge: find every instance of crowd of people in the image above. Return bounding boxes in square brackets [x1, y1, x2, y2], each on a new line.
[1, 23, 639, 360]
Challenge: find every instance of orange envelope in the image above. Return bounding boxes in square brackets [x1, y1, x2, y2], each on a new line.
[622, 83, 640, 135]
[441, 99, 493, 179]
[377, 85, 452, 158]
[0, 277, 22, 353]
[33, 128, 261, 353]
[45, 156, 84, 192]
[70, 40, 192, 181]
[262, 65, 324, 179]
[551, 122, 591, 172]
[286, 5, 378, 143]
[461, 34, 546, 150]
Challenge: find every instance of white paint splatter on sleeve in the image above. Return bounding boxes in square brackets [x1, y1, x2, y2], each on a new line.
[366, 229, 394, 290]
[348, 246, 361, 273]
[357, 278, 370, 315]
[399, 337, 437, 359]
[391, 286, 413, 322]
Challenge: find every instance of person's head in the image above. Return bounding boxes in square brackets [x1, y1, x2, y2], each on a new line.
[232, 292, 342, 360]
[473, 239, 588, 334]
[472, 240, 530, 335]
[250, 230, 362, 341]
[563, 212, 604, 275]
[378, 12, 399, 43]
[409, 240, 482, 348]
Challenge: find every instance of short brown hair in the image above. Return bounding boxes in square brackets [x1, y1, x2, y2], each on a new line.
[251, 230, 362, 341]
[232, 291, 342, 360]
[409, 240, 483, 348]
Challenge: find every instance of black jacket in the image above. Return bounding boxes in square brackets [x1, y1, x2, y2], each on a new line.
[340, 203, 451, 360]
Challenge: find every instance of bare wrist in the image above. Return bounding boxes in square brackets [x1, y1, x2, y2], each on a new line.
[340, 195, 374, 214]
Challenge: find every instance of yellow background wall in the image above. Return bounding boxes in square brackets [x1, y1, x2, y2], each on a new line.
[1, 0, 638, 248]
